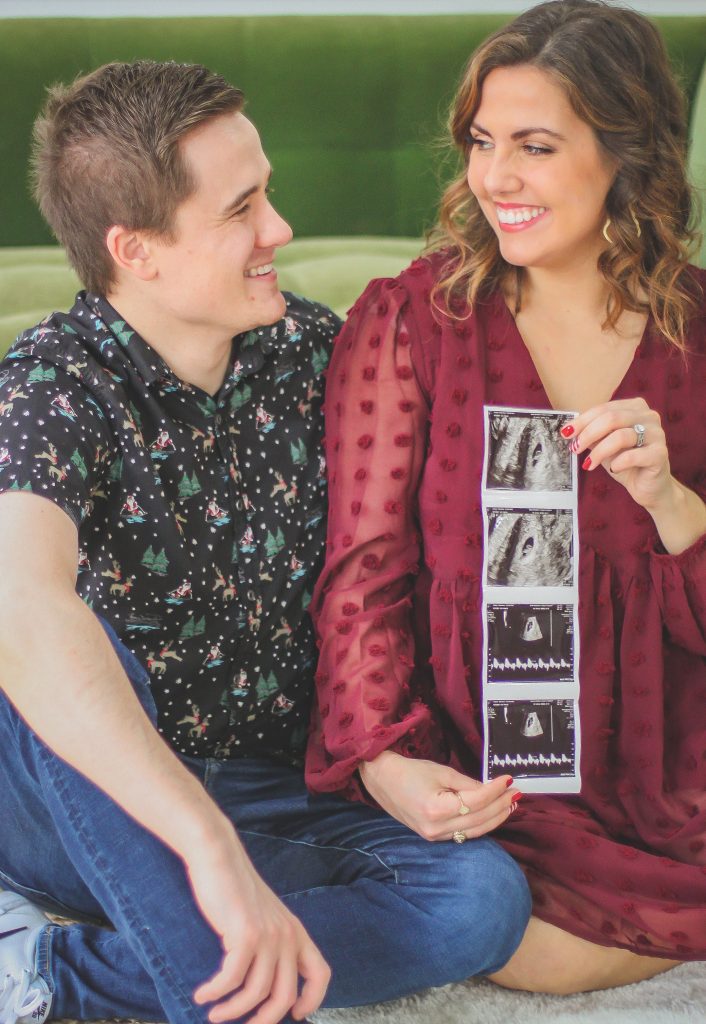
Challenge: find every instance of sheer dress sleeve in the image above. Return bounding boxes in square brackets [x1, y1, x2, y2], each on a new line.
[306, 278, 441, 795]
[649, 524, 706, 656]
[645, 283, 706, 655]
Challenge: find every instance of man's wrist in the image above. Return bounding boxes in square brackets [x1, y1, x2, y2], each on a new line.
[175, 807, 241, 865]
[143, 761, 241, 864]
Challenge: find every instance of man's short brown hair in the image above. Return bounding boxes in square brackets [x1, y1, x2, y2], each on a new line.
[32, 60, 245, 296]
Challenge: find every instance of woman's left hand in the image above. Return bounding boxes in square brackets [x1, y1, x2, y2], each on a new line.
[564, 397, 706, 556]
[563, 398, 675, 512]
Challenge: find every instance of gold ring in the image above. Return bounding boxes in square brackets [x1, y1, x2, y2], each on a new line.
[452, 830, 467, 844]
[457, 794, 471, 816]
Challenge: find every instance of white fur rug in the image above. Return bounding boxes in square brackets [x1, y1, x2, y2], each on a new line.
[313, 962, 706, 1024]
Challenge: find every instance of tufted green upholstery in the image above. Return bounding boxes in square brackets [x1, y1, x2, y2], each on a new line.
[0, 237, 423, 356]
[0, 14, 705, 247]
[688, 59, 706, 268]
[0, 12, 704, 350]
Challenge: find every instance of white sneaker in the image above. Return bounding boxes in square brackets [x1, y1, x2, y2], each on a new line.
[0, 893, 52, 1024]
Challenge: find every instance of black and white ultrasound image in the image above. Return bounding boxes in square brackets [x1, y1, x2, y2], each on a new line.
[487, 699, 576, 779]
[486, 410, 573, 492]
[487, 604, 574, 682]
[486, 509, 573, 587]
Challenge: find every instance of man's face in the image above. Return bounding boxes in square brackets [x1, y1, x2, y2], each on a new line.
[148, 111, 293, 340]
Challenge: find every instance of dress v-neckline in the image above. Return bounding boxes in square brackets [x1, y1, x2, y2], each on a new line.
[493, 292, 651, 412]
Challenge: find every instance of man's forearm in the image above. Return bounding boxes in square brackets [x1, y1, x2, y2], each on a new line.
[0, 589, 234, 861]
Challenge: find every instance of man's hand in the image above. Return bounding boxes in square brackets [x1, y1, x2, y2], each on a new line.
[359, 750, 519, 842]
[189, 828, 330, 1024]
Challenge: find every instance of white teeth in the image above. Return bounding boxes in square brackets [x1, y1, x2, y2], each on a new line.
[245, 263, 273, 278]
[496, 206, 546, 225]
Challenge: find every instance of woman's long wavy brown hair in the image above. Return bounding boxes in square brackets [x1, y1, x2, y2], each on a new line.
[429, 0, 702, 348]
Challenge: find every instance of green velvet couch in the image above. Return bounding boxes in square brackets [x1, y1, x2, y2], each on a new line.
[0, 237, 424, 348]
[0, 11, 705, 352]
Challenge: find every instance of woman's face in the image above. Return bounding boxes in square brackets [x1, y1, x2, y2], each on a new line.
[466, 64, 617, 275]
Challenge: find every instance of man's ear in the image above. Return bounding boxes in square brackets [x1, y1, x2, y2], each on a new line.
[105, 225, 158, 281]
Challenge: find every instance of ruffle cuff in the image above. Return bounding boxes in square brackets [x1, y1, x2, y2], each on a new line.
[305, 698, 442, 795]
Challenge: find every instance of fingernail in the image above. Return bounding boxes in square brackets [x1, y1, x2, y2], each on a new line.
[570, 438, 580, 454]
[511, 792, 524, 802]
[505, 777, 514, 788]
[582, 456, 592, 470]
[560, 423, 574, 437]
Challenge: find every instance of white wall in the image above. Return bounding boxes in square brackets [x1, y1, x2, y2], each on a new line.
[1, 0, 705, 16]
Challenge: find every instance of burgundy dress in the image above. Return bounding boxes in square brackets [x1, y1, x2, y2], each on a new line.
[307, 252, 706, 960]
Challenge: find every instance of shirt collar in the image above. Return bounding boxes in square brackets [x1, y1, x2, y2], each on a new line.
[84, 293, 184, 390]
[85, 293, 289, 399]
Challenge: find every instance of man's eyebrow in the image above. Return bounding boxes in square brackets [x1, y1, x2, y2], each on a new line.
[471, 122, 566, 142]
[220, 167, 273, 217]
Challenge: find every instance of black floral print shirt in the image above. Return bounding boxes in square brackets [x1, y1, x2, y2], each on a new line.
[0, 290, 340, 763]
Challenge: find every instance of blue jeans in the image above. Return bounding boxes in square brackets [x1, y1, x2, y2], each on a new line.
[0, 622, 530, 1023]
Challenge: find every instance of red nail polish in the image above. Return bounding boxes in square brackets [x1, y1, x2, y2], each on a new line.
[560, 424, 574, 438]
[512, 792, 524, 802]
[582, 456, 592, 470]
[505, 777, 514, 788]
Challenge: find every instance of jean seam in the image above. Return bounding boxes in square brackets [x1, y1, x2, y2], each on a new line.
[38, 744, 201, 1023]
[35, 924, 55, 995]
[238, 828, 400, 885]
[203, 758, 216, 790]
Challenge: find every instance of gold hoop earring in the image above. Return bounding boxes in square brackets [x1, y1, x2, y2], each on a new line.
[602, 218, 613, 244]
[629, 204, 642, 238]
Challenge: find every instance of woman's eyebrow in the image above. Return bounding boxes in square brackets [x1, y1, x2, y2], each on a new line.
[471, 121, 566, 142]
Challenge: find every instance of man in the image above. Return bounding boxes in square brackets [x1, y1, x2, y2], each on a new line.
[0, 61, 530, 1024]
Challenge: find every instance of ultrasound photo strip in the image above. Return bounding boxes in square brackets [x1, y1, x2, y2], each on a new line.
[481, 405, 582, 793]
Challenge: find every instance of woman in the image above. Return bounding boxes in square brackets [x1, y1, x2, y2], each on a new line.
[307, 0, 706, 996]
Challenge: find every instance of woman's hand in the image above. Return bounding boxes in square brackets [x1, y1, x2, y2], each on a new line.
[562, 398, 706, 554]
[563, 398, 673, 510]
[358, 750, 520, 842]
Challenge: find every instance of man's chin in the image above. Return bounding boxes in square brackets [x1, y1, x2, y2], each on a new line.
[234, 291, 288, 336]
[262, 290, 287, 326]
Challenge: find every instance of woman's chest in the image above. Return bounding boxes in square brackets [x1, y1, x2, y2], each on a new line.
[415, 325, 703, 571]
[512, 308, 647, 413]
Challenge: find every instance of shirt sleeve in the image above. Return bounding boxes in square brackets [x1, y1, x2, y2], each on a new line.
[306, 277, 442, 795]
[0, 359, 113, 528]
